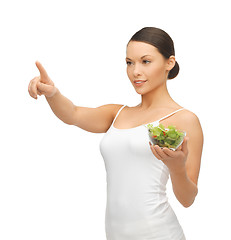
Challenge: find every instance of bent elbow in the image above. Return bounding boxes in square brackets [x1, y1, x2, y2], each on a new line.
[183, 203, 191, 208]
[182, 197, 197, 208]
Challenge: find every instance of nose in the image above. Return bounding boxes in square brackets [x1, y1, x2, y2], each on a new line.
[132, 63, 142, 77]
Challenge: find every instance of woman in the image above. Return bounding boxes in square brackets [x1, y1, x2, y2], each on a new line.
[28, 27, 203, 240]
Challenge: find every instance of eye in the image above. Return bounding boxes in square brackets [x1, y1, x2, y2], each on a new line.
[126, 61, 132, 65]
[143, 60, 151, 64]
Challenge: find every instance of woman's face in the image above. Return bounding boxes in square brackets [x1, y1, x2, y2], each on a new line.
[126, 41, 174, 94]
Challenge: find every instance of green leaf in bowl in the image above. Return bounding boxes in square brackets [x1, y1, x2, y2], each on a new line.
[147, 123, 186, 150]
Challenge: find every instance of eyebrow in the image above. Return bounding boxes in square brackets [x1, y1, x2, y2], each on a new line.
[126, 55, 152, 60]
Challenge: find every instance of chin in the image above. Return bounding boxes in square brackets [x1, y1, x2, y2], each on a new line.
[134, 89, 147, 95]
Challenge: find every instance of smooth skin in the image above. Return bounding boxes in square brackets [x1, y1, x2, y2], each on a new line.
[28, 41, 203, 207]
[126, 41, 177, 109]
[124, 41, 203, 185]
[28, 61, 58, 99]
[121, 41, 202, 206]
[28, 61, 122, 132]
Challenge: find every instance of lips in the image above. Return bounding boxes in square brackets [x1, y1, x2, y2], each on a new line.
[134, 80, 147, 83]
[133, 80, 147, 87]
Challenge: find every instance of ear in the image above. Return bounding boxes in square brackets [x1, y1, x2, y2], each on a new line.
[166, 55, 176, 71]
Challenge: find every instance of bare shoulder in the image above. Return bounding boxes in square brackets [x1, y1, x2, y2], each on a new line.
[110, 104, 126, 117]
[177, 108, 203, 140]
[99, 103, 125, 123]
[177, 109, 204, 186]
[96, 103, 124, 114]
[178, 109, 203, 128]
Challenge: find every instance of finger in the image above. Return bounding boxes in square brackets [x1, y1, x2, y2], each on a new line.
[28, 77, 39, 99]
[37, 82, 46, 92]
[150, 145, 161, 160]
[176, 145, 182, 151]
[37, 89, 42, 96]
[181, 137, 189, 155]
[30, 79, 39, 98]
[37, 81, 52, 93]
[35, 61, 49, 80]
[154, 145, 169, 159]
[176, 138, 185, 151]
[176, 146, 181, 151]
[28, 77, 37, 93]
[162, 147, 175, 157]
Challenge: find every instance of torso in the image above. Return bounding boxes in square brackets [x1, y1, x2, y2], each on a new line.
[113, 104, 191, 131]
[100, 103, 188, 239]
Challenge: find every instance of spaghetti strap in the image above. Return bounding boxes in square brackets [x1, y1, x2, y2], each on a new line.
[112, 105, 127, 125]
[157, 108, 185, 122]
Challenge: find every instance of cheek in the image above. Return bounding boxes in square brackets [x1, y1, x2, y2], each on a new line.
[127, 68, 133, 79]
[148, 65, 166, 80]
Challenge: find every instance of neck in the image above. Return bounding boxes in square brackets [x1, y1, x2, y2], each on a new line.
[139, 82, 177, 110]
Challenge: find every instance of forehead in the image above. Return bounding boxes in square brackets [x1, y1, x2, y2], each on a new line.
[126, 41, 159, 57]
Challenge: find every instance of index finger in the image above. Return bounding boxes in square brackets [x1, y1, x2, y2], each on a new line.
[35, 61, 49, 79]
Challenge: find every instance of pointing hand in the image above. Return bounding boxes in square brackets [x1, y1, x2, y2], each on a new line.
[28, 61, 58, 99]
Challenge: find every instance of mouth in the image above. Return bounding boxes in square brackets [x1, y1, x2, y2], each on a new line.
[133, 80, 147, 86]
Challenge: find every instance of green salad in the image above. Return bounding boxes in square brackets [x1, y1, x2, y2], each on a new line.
[146, 123, 186, 150]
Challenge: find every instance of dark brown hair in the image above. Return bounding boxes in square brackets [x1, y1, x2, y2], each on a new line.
[127, 27, 179, 80]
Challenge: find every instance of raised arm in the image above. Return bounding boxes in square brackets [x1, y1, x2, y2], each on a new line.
[71, 104, 123, 133]
[28, 61, 122, 133]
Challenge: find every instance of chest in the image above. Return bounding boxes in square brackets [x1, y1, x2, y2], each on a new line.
[113, 108, 185, 131]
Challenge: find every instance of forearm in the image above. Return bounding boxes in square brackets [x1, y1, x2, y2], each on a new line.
[45, 88, 75, 124]
[169, 167, 198, 208]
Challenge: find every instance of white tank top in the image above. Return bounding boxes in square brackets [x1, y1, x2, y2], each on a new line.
[99, 105, 186, 240]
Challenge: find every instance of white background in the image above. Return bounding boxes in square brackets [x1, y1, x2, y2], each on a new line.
[0, 0, 230, 239]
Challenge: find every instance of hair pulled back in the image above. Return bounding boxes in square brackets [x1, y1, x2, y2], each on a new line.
[127, 27, 179, 80]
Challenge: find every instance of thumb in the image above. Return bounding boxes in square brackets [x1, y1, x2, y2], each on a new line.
[181, 136, 189, 155]
[37, 82, 51, 92]
[37, 82, 57, 97]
